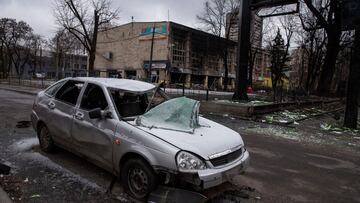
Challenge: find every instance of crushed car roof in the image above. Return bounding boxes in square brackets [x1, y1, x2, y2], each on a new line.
[72, 77, 156, 92]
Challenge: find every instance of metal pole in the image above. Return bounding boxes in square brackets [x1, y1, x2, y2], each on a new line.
[233, 0, 251, 101]
[206, 89, 209, 101]
[182, 81, 185, 96]
[148, 23, 156, 82]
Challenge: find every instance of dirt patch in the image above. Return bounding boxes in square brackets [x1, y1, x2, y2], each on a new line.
[0, 174, 23, 202]
[206, 186, 262, 203]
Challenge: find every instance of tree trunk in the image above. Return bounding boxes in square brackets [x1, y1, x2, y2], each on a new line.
[88, 49, 96, 76]
[88, 11, 99, 77]
[344, 29, 360, 129]
[248, 48, 257, 87]
[0, 45, 4, 78]
[317, 31, 341, 95]
[56, 51, 60, 80]
[271, 73, 277, 102]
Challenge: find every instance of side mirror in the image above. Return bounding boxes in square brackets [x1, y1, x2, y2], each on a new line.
[89, 108, 112, 119]
[89, 108, 102, 119]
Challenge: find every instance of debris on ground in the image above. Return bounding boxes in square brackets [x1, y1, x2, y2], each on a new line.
[148, 186, 207, 203]
[30, 194, 41, 198]
[206, 185, 262, 203]
[16, 121, 31, 128]
[257, 102, 344, 125]
[246, 125, 301, 141]
[320, 122, 359, 135]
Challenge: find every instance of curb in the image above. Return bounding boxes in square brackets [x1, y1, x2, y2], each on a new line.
[0, 186, 12, 203]
[0, 86, 38, 96]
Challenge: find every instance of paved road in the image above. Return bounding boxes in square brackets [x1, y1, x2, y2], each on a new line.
[0, 89, 359, 202]
[210, 114, 360, 202]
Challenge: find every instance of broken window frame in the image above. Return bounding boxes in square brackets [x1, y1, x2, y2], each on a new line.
[107, 87, 169, 120]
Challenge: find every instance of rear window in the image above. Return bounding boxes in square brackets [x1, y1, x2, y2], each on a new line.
[55, 80, 84, 106]
[45, 81, 66, 96]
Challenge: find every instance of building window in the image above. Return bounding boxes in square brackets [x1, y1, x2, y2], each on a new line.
[207, 56, 219, 70]
[172, 40, 185, 66]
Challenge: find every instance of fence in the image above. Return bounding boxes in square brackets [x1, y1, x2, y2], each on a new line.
[162, 87, 235, 101]
[0, 76, 57, 89]
[0, 75, 240, 101]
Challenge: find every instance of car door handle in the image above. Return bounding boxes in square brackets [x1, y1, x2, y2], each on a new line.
[74, 112, 84, 120]
[47, 101, 55, 109]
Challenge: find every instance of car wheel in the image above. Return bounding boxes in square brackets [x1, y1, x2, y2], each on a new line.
[38, 124, 55, 152]
[121, 158, 157, 200]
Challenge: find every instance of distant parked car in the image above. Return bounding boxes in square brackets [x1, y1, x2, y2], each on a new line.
[30, 77, 249, 199]
[35, 73, 46, 79]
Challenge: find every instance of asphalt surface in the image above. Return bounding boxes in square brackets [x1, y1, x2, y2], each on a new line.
[0, 89, 359, 202]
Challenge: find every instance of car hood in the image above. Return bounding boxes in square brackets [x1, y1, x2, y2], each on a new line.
[137, 117, 243, 159]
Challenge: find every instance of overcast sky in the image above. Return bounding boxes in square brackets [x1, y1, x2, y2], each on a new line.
[0, 0, 205, 39]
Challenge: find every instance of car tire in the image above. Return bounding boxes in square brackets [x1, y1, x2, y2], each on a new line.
[37, 124, 55, 153]
[121, 158, 157, 200]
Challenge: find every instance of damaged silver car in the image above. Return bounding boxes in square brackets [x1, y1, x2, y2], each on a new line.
[31, 77, 249, 199]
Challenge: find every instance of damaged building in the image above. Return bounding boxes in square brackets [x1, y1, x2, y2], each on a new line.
[94, 21, 237, 90]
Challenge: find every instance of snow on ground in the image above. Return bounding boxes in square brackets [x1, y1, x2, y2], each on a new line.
[245, 125, 301, 141]
[9, 137, 104, 192]
[10, 137, 39, 152]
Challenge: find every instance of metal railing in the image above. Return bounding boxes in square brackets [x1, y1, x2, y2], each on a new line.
[0, 76, 57, 88]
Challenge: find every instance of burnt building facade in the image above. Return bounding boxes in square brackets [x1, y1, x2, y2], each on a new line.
[94, 21, 237, 89]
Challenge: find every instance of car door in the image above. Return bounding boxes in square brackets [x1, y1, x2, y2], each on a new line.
[71, 82, 117, 171]
[45, 80, 84, 146]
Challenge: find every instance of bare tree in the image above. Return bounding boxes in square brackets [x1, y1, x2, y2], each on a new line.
[197, 0, 240, 90]
[303, 0, 343, 96]
[0, 18, 15, 78]
[28, 34, 45, 77]
[0, 19, 36, 78]
[54, 0, 119, 75]
[297, 8, 327, 93]
[197, 0, 230, 37]
[48, 29, 82, 79]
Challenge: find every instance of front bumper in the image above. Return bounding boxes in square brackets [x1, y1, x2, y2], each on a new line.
[179, 150, 250, 189]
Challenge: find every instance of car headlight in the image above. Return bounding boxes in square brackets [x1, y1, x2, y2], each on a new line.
[176, 151, 206, 172]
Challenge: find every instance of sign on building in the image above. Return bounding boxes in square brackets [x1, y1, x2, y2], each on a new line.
[139, 25, 168, 41]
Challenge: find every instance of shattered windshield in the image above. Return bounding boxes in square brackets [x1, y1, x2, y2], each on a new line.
[136, 97, 200, 133]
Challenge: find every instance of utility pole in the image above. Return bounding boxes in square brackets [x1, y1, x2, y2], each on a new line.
[233, 0, 251, 101]
[148, 23, 156, 82]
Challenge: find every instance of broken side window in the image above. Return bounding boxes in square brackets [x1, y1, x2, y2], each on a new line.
[45, 80, 66, 97]
[80, 83, 108, 110]
[55, 80, 84, 106]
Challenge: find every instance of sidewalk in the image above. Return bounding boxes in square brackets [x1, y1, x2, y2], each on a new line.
[0, 84, 40, 95]
[0, 186, 12, 203]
